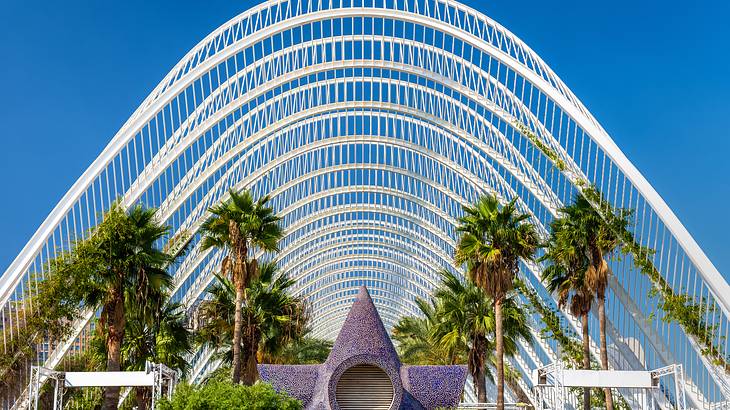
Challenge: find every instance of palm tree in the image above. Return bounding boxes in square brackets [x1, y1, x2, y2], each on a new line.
[455, 195, 540, 410]
[432, 269, 494, 403]
[558, 194, 628, 410]
[197, 261, 306, 383]
[432, 269, 533, 404]
[199, 189, 282, 384]
[250, 263, 308, 374]
[71, 204, 173, 409]
[541, 214, 594, 410]
[123, 299, 192, 410]
[195, 274, 235, 354]
[393, 269, 533, 405]
[91, 295, 192, 410]
[260, 331, 332, 365]
[393, 298, 463, 366]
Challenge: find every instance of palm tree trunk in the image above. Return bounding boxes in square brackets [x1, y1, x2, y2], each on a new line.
[495, 297, 505, 410]
[231, 278, 245, 384]
[476, 366, 488, 403]
[470, 334, 488, 403]
[241, 327, 260, 385]
[241, 350, 259, 385]
[229, 220, 250, 385]
[135, 386, 149, 410]
[581, 311, 591, 410]
[102, 290, 125, 410]
[597, 293, 614, 410]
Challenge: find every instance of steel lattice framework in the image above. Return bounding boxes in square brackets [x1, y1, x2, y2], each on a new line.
[1, 1, 729, 408]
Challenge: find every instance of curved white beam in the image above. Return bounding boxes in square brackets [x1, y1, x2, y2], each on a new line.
[6, 0, 725, 315]
[156, 98, 560, 224]
[130, 33, 567, 214]
[279, 231, 452, 276]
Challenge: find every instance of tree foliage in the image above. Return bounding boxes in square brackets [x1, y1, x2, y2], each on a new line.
[157, 378, 302, 410]
[196, 262, 311, 378]
[259, 332, 332, 365]
[393, 297, 461, 366]
[0, 266, 86, 398]
[1, 203, 176, 408]
[393, 269, 533, 405]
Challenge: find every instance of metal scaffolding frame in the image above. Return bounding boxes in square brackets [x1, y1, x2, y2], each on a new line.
[1, 0, 729, 408]
[534, 363, 687, 410]
[26, 362, 177, 410]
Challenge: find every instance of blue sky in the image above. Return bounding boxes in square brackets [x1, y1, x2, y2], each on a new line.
[0, 0, 728, 279]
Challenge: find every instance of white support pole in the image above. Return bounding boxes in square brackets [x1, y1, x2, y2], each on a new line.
[52, 376, 63, 410]
[30, 367, 39, 410]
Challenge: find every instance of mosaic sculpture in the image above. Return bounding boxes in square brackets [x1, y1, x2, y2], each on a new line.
[259, 286, 467, 409]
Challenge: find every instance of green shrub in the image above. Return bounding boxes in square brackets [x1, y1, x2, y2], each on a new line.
[157, 379, 302, 410]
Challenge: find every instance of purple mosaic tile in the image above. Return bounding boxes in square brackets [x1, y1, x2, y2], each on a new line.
[258, 364, 320, 406]
[401, 365, 468, 409]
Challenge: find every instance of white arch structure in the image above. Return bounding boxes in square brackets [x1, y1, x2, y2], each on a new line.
[2, 1, 729, 408]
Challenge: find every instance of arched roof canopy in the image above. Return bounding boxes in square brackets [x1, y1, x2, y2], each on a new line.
[2, 1, 728, 408]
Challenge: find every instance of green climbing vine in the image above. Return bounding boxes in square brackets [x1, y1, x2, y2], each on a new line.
[514, 121, 566, 172]
[515, 279, 582, 364]
[578, 182, 729, 372]
[164, 228, 192, 257]
[514, 120, 729, 373]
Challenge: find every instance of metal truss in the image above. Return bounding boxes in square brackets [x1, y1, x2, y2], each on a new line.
[535, 363, 687, 410]
[27, 362, 177, 410]
[2, 0, 729, 408]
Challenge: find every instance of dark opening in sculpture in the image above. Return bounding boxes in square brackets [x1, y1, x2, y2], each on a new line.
[336, 364, 394, 409]
[258, 286, 468, 410]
